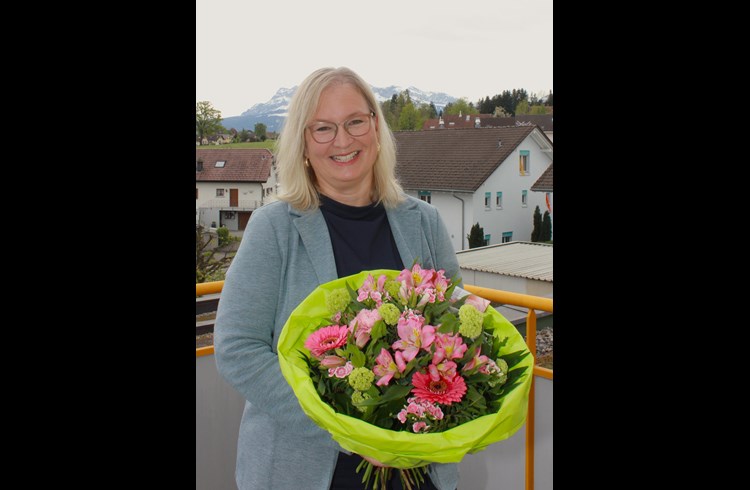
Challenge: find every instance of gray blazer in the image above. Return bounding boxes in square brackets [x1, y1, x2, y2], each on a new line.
[214, 195, 461, 490]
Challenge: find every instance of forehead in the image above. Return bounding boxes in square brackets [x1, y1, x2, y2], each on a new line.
[312, 82, 369, 121]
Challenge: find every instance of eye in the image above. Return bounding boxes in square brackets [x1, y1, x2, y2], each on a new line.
[347, 118, 365, 127]
[313, 123, 334, 133]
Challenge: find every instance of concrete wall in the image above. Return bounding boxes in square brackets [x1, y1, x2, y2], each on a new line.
[196, 353, 244, 490]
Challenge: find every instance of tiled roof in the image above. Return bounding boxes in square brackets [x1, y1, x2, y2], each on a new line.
[195, 148, 273, 182]
[516, 114, 553, 132]
[530, 162, 553, 192]
[394, 126, 536, 191]
[422, 114, 516, 130]
[456, 241, 553, 282]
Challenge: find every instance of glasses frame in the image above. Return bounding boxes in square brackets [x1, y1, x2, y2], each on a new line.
[306, 111, 376, 144]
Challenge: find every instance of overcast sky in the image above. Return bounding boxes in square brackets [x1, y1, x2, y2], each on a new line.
[196, 0, 553, 117]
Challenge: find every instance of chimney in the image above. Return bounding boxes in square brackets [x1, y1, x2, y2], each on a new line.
[475, 117, 481, 128]
[196, 159, 203, 172]
[439, 116, 444, 129]
[466, 114, 470, 122]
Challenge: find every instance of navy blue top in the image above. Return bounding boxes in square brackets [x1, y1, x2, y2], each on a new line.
[319, 194, 404, 278]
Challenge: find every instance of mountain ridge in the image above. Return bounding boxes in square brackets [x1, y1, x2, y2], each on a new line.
[221, 85, 458, 132]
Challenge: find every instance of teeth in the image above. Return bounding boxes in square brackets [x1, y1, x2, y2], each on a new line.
[331, 151, 359, 163]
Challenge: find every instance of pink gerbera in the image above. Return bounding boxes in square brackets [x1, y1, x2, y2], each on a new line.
[304, 325, 349, 358]
[411, 371, 467, 405]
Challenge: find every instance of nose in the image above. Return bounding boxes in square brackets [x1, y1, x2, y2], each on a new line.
[332, 123, 354, 147]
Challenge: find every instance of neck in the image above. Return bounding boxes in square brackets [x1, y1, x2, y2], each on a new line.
[317, 183, 374, 207]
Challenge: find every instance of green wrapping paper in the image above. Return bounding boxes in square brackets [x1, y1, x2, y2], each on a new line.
[277, 269, 533, 469]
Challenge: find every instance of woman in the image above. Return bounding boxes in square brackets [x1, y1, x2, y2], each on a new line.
[214, 67, 460, 490]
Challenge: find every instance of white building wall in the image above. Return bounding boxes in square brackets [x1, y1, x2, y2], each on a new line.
[404, 191, 473, 252]
[471, 135, 552, 245]
[196, 181, 265, 229]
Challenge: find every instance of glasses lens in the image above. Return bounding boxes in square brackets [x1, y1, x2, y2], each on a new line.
[345, 114, 372, 137]
[308, 113, 372, 143]
[310, 123, 336, 143]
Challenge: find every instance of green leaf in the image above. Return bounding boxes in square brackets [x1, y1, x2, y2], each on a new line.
[370, 320, 387, 342]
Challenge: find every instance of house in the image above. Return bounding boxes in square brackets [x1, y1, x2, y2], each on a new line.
[422, 114, 553, 142]
[393, 126, 553, 252]
[196, 148, 278, 231]
[530, 162, 553, 239]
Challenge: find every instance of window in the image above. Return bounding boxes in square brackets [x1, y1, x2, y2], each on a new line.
[419, 190, 431, 204]
[502, 232, 513, 243]
[522, 190, 528, 207]
[216, 188, 225, 197]
[496, 191, 503, 209]
[483, 234, 491, 246]
[196, 188, 198, 200]
[484, 192, 491, 208]
[215, 160, 226, 168]
[519, 150, 530, 175]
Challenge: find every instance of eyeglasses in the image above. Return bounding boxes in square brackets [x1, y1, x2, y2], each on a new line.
[306, 111, 375, 143]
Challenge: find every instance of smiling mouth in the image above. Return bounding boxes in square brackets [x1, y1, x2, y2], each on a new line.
[331, 150, 360, 163]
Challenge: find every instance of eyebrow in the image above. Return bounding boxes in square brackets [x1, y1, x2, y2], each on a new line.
[310, 110, 372, 123]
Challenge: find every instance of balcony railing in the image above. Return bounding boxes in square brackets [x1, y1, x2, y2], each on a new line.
[197, 281, 553, 490]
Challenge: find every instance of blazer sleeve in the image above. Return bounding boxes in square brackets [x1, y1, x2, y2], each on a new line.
[213, 209, 338, 445]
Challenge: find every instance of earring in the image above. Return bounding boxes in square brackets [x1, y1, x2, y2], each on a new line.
[304, 157, 310, 167]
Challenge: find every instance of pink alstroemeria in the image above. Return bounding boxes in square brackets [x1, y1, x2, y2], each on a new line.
[428, 360, 457, 381]
[372, 348, 406, 386]
[398, 264, 435, 294]
[462, 351, 491, 373]
[320, 355, 347, 368]
[348, 308, 382, 348]
[433, 270, 449, 302]
[392, 310, 435, 362]
[357, 274, 388, 306]
[464, 294, 490, 313]
[432, 333, 468, 365]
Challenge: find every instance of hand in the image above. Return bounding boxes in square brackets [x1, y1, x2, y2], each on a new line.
[359, 454, 390, 468]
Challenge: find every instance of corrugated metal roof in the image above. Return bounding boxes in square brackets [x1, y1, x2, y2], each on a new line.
[456, 241, 553, 282]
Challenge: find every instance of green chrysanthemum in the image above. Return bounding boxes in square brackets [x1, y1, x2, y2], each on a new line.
[384, 279, 402, 302]
[458, 304, 484, 339]
[488, 358, 509, 387]
[378, 303, 401, 325]
[351, 390, 371, 412]
[348, 367, 375, 391]
[326, 288, 351, 314]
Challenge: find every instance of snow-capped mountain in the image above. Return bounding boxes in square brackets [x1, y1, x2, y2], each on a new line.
[220, 85, 458, 132]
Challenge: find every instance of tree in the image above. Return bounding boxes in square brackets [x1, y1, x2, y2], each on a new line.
[515, 100, 530, 116]
[254, 123, 267, 141]
[196, 225, 235, 283]
[541, 211, 552, 242]
[531, 105, 548, 115]
[398, 102, 423, 131]
[444, 98, 478, 116]
[196, 101, 223, 145]
[531, 205, 542, 242]
[428, 102, 438, 118]
[467, 222, 485, 249]
[238, 129, 251, 142]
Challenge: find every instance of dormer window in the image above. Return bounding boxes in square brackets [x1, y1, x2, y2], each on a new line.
[215, 160, 226, 168]
[196, 160, 203, 172]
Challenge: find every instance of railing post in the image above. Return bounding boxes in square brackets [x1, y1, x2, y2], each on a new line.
[525, 309, 537, 490]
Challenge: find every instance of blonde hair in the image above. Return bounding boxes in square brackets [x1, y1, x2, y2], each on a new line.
[275, 67, 404, 211]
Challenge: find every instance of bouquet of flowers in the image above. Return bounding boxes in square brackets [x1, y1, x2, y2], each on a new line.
[278, 264, 533, 489]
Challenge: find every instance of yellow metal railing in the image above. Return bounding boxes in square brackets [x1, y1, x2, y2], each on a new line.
[464, 285, 553, 490]
[197, 280, 553, 490]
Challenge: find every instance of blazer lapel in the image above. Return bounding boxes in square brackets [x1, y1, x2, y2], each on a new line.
[291, 208, 338, 285]
[387, 199, 421, 269]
